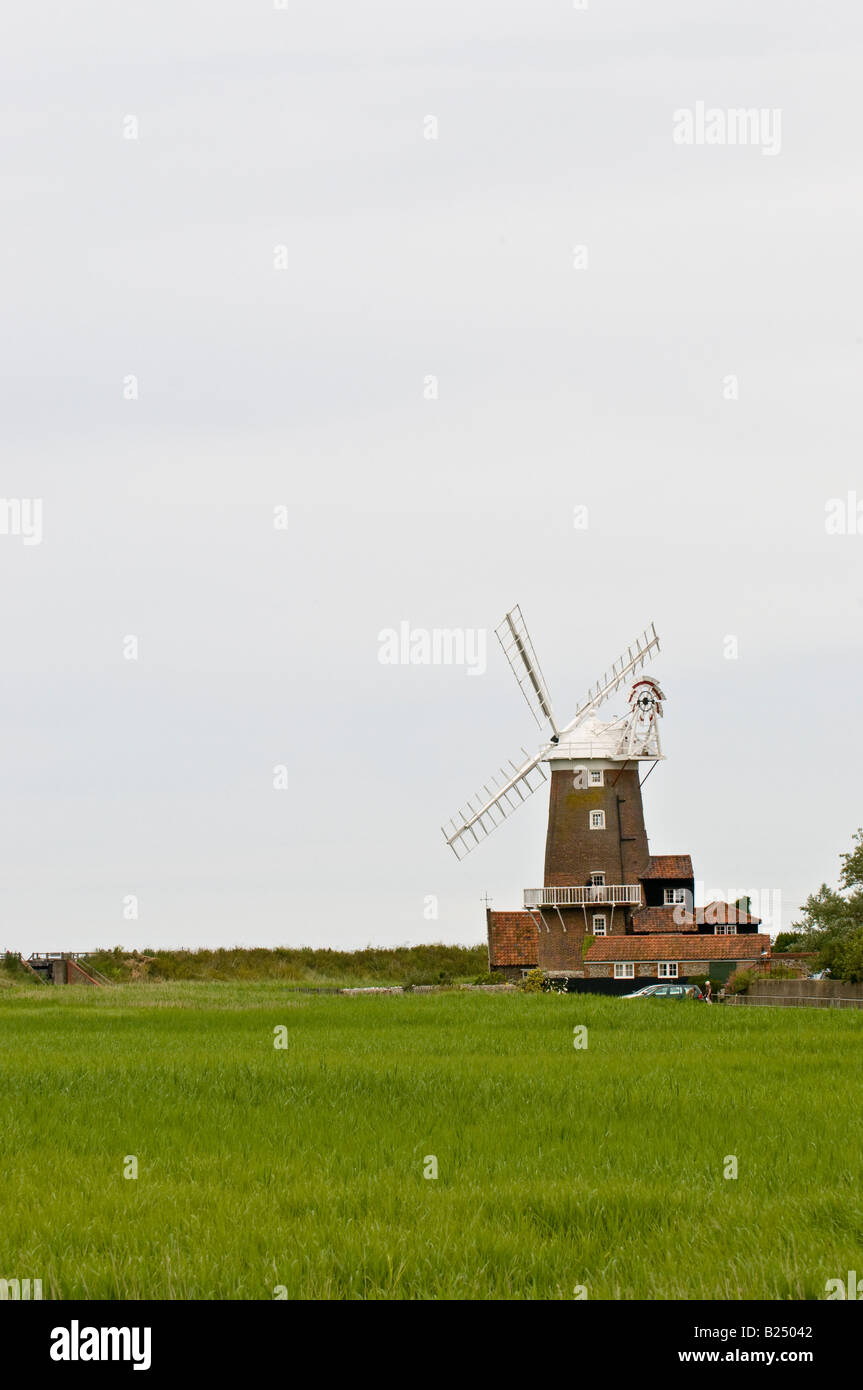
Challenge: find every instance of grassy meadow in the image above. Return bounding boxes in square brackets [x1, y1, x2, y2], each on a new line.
[1, 982, 862, 1300]
[75, 943, 490, 988]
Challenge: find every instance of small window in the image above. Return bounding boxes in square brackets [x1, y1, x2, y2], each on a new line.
[592, 914, 607, 936]
[589, 872, 605, 886]
[715, 924, 737, 935]
[614, 962, 635, 979]
[589, 810, 605, 830]
[664, 888, 687, 906]
[589, 769, 604, 786]
[658, 962, 679, 979]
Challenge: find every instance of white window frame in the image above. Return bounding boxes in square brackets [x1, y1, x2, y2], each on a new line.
[589, 769, 604, 786]
[714, 924, 737, 935]
[588, 872, 606, 903]
[589, 871, 605, 886]
[664, 888, 687, 905]
[614, 962, 635, 980]
[592, 914, 607, 936]
[658, 961, 679, 978]
[589, 810, 606, 830]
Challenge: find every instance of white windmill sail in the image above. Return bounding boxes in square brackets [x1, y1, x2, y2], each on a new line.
[442, 749, 548, 861]
[442, 619, 660, 859]
[495, 606, 559, 735]
[555, 622, 660, 742]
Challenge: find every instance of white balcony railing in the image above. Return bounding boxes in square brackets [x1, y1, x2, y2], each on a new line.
[523, 885, 642, 909]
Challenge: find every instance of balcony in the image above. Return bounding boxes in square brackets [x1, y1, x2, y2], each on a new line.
[523, 885, 642, 909]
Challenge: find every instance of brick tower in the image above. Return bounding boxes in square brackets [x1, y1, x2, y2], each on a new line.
[543, 755, 649, 887]
[530, 704, 659, 970]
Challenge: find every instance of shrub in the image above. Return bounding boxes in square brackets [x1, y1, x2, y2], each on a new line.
[1, 953, 34, 984]
[402, 968, 454, 990]
[402, 971, 434, 989]
[123, 955, 153, 982]
[83, 943, 488, 988]
[725, 967, 756, 995]
[765, 961, 803, 980]
[521, 968, 545, 994]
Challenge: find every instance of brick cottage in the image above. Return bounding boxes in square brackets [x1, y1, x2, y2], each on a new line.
[488, 865, 770, 989]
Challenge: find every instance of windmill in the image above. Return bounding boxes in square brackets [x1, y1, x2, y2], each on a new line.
[441, 610, 768, 989]
[441, 606, 663, 863]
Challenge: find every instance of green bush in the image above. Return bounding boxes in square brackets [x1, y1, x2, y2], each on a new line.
[1, 952, 36, 984]
[765, 962, 802, 980]
[402, 968, 455, 990]
[521, 968, 545, 994]
[725, 967, 757, 995]
[81, 943, 487, 989]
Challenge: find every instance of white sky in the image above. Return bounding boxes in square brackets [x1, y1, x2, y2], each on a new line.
[1, 1, 862, 951]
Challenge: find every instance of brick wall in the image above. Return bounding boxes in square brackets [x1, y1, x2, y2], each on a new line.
[543, 766, 649, 887]
[732, 978, 863, 1008]
[488, 964, 530, 982]
[537, 914, 589, 972]
[536, 905, 635, 972]
[585, 956, 764, 979]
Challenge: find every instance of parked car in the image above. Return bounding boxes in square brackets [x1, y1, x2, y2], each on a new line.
[621, 982, 704, 1000]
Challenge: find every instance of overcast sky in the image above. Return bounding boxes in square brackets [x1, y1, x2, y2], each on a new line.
[1, 1, 862, 953]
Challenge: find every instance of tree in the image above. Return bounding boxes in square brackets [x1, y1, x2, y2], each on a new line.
[792, 830, 863, 981]
[773, 931, 804, 953]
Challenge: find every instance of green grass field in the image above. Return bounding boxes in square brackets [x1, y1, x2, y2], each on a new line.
[1, 982, 861, 1300]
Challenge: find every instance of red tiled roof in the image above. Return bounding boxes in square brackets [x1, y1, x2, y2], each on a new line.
[632, 902, 762, 932]
[632, 906, 698, 933]
[585, 934, 771, 962]
[640, 855, 694, 880]
[700, 900, 762, 927]
[487, 910, 538, 967]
